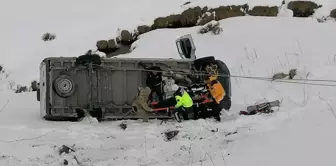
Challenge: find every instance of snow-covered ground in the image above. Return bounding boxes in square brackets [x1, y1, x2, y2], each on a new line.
[1, 0, 336, 165]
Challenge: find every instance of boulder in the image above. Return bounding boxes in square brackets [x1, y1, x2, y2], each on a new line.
[96, 40, 108, 50]
[166, 14, 182, 28]
[137, 25, 151, 35]
[97, 39, 119, 54]
[152, 14, 182, 29]
[120, 30, 133, 44]
[330, 9, 336, 18]
[107, 39, 119, 50]
[179, 6, 203, 27]
[287, 1, 322, 17]
[197, 12, 215, 26]
[208, 5, 246, 21]
[248, 6, 279, 16]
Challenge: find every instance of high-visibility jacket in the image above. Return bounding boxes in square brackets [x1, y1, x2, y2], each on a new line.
[206, 80, 225, 104]
[175, 91, 193, 108]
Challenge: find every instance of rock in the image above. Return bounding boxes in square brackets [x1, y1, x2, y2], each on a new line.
[287, 1, 322, 17]
[97, 40, 119, 54]
[248, 6, 279, 16]
[96, 40, 108, 50]
[289, 69, 297, 79]
[197, 12, 215, 25]
[152, 17, 168, 29]
[202, 6, 208, 13]
[120, 30, 133, 44]
[330, 9, 336, 18]
[137, 25, 151, 35]
[107, 39, 119, 50]
[166, 14, 182, 28]
[180, 6, 203, 27]
[272, 72, 289, 80]
[152, 14, 182, 29]
[208, 5, 246, 21]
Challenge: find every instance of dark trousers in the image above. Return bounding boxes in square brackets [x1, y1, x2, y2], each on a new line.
[207, 101, 222, 121]
[175, 106, 193, 121]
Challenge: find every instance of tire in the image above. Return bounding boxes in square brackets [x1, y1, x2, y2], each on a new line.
[194, 57, 232, 111]
[53, 75, 76, 98]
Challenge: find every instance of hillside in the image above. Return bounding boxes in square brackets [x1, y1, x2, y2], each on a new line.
[0, 0, 335, 87]
[1, 0, 336, 165]
[0, 15, 336, 165]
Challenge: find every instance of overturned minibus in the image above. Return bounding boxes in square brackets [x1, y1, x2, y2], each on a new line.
[37, 34, 232, 121]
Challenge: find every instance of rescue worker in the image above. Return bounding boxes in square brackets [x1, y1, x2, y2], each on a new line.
[138, 62, 164, 102]
[132, 86, 153, 122]
[172, 86, 194, 122]
[204, 64, 225, 122]
[162, 74, 178, 99]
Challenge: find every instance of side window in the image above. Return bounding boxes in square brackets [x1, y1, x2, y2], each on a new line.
[175, 34, 196, 60]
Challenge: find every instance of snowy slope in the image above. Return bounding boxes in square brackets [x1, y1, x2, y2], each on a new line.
[0, 0, 335, 86]
[1, 15, 336, 165]
[1, 0, 336, 165]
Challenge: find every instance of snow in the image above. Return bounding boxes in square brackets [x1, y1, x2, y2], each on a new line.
[1, 0, 336, 165]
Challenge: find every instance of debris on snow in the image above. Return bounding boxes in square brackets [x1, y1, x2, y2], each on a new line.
[119, 122, 127, 130]
[58, 145, 75, 155]
[163, 130, 179, 141]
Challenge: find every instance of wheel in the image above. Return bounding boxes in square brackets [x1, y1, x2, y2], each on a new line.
[53, 75, 76, 98]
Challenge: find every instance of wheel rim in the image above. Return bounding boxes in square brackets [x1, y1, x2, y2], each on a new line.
[57, 78, 73, 94]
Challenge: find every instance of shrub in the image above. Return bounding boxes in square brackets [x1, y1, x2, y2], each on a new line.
[248, 6, 279, 16]
[31, 80, 39, 91]
[15, 85, 28, 93]
[330, 9, 336, 18]
[42, 32, 56, 41]
[287, 1, 322, 17]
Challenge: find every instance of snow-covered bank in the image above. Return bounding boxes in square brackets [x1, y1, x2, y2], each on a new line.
[1, 15, 336, 165]
[0, 0, 335, 86]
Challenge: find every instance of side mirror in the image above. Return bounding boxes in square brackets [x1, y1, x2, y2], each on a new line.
[175, 34, 196, 60]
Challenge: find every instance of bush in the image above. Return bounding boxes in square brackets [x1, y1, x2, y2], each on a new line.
[248, 6, 279, 16]
[15, 85, 28, 93]
[330, 9, 336, 18]
[208, 5, 247, 21]
[42, 32, 56, 41]
[31, 80, 39, 91]
[287, 1, 322, 17]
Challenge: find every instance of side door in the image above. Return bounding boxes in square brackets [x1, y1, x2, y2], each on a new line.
[175, 34, 197, 60]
